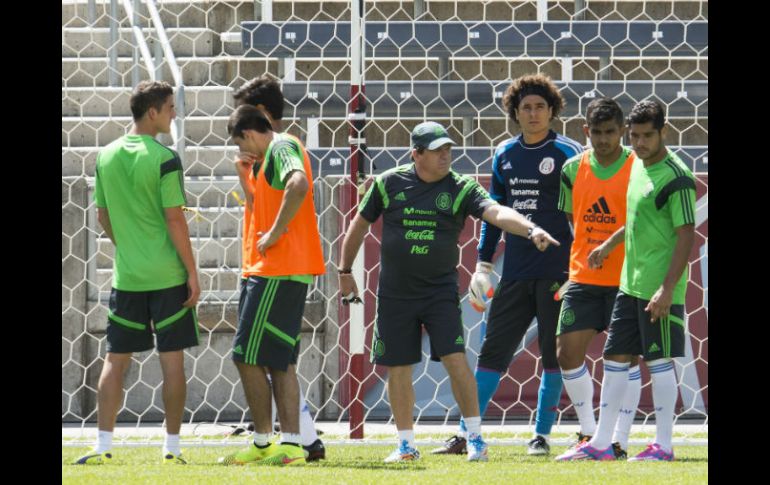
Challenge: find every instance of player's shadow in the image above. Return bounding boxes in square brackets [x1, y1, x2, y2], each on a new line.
[672, 457, 708, 463]
[309, 460, 427, 471]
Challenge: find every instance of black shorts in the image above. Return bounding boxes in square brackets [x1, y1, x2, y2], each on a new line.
[370, 292, 465, 366]
[603, 291, 686, 360]
[233, 276, 307, 371]
[556, 283, 619, 336]
[478, 279, 564, 371]
[106, 283, 199, 353]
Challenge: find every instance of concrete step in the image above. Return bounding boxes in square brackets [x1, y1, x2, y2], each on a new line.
[63, 146, 242, 177]
[64, 144, 708, 179]
[63, 77, 708, 118]
[63, 114, 709, 148]
[63, 86, 236, 117]
[97, 237, 242, 269]
[62, 56, 276, 88]
[62, 1, 707, 28]
[63, 0, 256, 32]
[97, 266, 241, 293]
[62, 55, 707, 88]
[62, 27, 218, 58]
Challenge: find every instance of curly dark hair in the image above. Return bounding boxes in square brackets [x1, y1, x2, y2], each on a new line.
[627, 100, 666, 131]
[502, 73, 564, 124]
[232, 76, 285, 120]
[130, 80, 173, 121]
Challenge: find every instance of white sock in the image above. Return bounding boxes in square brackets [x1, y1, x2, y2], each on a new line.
[95, 430, 113, 453]
[164, 434, 180, 455]
[252, 432, 271, 447]
[464, 416, 482, 439]
[298, 386, 319, 446]
[561, 363, 596, 436]
[281, 433, 302, 446]
[612, 365, 641, 449]
[648, 359, 677, 453]
[397, 429, 415, 449]
[532, 432, 549, 441]
[271, 394, 278, 428]
[590, 360, 630, 450]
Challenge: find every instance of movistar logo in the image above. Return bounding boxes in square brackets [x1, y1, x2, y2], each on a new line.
[583, 196, 617, 224]
[395, 192, 407, 201]
[403, 207, 436, 216]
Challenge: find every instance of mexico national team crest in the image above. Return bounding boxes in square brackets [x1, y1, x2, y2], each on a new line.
[560, 308, 576, 327]
[539, 157, 555, 174]
[436, 192, 452, 210]
[373, 339, 386, 357]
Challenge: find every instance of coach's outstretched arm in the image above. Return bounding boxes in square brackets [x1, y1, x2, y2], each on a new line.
[338, 213, 372, 300]
[481, 204, 560, 252]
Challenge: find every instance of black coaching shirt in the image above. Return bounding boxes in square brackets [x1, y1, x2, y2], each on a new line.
[359, 163, 497, 299]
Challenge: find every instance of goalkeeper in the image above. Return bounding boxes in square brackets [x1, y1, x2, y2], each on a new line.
[433, 74, 582, 457]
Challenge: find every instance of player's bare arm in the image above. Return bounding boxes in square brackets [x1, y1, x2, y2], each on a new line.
[588, 225, 625, 269]
[165, 206, 200, 307]
[338, 213, 372, 301]
[97, 207, 116, 245]
[645, 224, 695, 322]
[256, 170, 308, 256]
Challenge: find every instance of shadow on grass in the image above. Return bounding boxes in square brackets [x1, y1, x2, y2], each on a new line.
[306, 460, 427, 471]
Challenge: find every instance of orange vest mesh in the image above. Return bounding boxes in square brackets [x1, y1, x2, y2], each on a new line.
[569, 150, 634, 286]
[242, 136, 325, 277]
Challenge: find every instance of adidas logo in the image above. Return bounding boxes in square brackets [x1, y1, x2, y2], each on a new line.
[455, 335, 465, 345]
[648, 342, 660, 353]
[583, 196, 617, 224]
[394, 192, 407, 201]
[502, 162, 512, 170]
[233, 345, 244, 355]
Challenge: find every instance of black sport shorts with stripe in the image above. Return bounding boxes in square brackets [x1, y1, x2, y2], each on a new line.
[556, 283, 619, 336]
[370, 292, 466, 366]
[106, 283, 199, 353]
[233, 276, 307, 370]
[603, 291, 685, 360]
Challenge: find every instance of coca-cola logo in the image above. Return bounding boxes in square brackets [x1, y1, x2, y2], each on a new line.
[405, 229, 435, 241]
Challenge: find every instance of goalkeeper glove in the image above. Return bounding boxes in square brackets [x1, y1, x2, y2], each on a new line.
[468, 261, 495, 312]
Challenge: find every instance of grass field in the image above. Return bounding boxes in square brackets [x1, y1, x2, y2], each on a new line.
[63, 443, 708, 485]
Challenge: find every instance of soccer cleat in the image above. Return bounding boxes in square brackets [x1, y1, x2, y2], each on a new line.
[628, 443, 674, 462]
[384, 440, 421, 463]
[73, 449, 112, 465]
[555, 442, 614, 461]
[527, 435, 551, 456]
[218, 441, 276, 465]
[303, 438, 326, 462]
[162, 451, 187, 464]
[466, 434, 489, 462]
[566, 432, 592, 451]
[430, 435, 467, 455]
[258, 443, 307, 466]
[612, 442, 628, 460]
